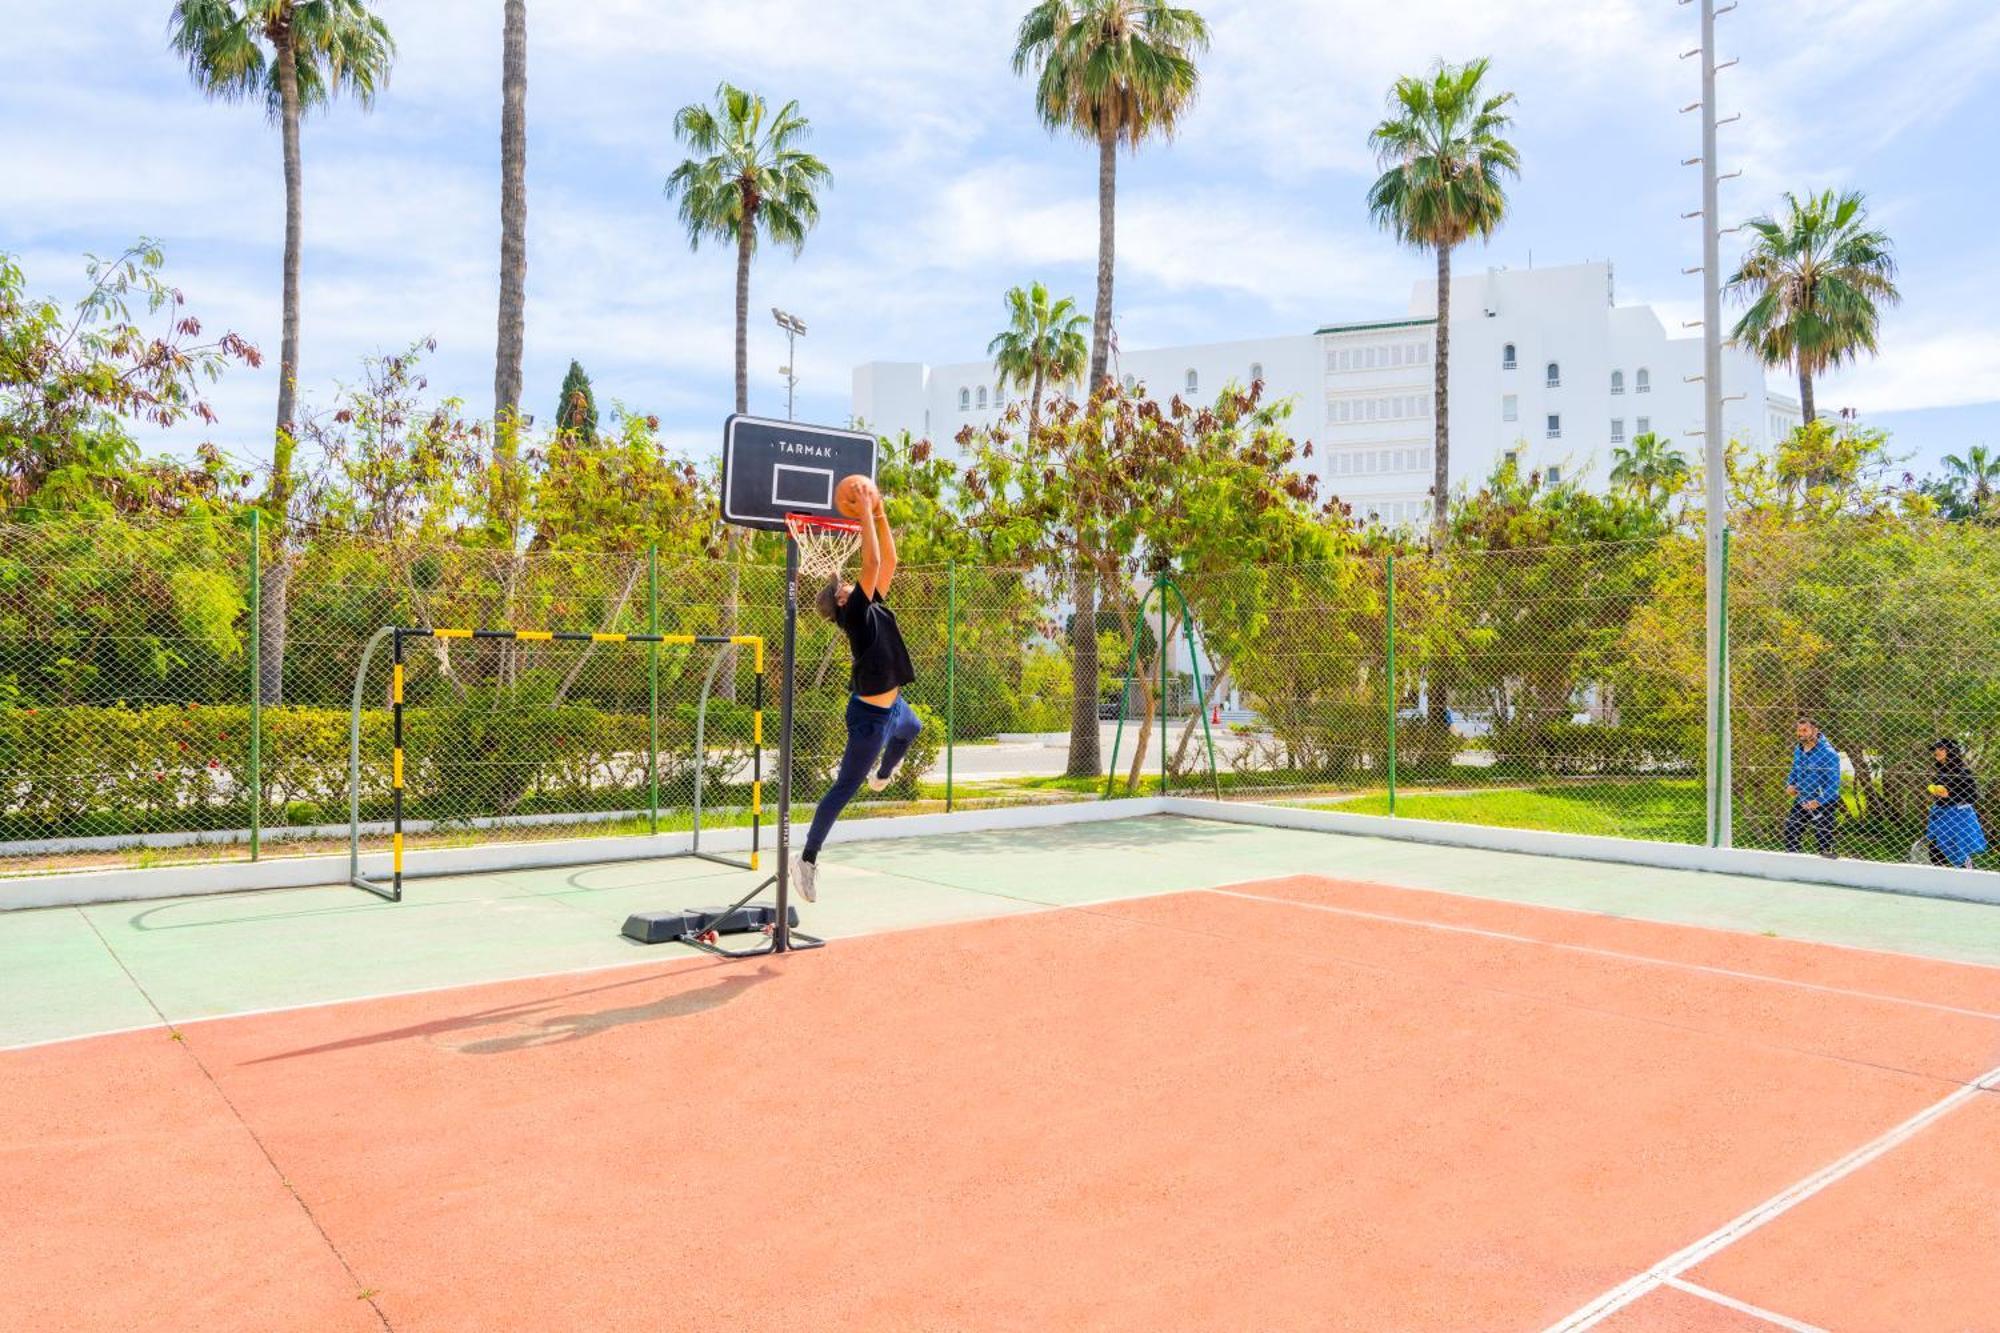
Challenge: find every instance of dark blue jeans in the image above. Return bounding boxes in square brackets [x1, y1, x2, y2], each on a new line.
[803, 695, 922, 860]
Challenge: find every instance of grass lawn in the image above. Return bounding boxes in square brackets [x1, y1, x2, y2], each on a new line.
[1315, 778, 1707, 844]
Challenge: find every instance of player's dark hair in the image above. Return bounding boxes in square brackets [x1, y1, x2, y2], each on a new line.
[814, 576, 842, 623]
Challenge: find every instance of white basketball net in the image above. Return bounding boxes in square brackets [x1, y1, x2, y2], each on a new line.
[785, 514, 863, 582]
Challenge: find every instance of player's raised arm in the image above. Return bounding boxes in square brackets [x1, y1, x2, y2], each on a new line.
[872, 486, 898, 592]
[856, 483, 884, 597]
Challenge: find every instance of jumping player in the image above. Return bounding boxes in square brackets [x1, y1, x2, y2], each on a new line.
[792, 478, 920, 902]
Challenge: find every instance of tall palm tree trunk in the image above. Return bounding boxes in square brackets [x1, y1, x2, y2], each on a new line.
[494, 0, 526, 429]
[1429, 243, 1451, 549]
[718, 206, 755, 703]
[1028, 365, 1044, 439]
[261, 21, 304, 708]
[1088, 127, 1116, 394]
[1797, 367, 1815, 425]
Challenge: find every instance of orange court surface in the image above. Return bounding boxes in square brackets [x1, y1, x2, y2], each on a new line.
[5, 816, 1999, 1331]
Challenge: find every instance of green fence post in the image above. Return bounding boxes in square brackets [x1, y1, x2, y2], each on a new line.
[1159, 578, 1168, 798]
[248, 508, 262, 861]
[648, 544, 660, 836]
[1385, 553, 1397, 818]
[946, 559, 957, 813]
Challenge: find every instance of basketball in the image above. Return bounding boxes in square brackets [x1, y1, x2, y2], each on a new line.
[835, 473, 875, 518]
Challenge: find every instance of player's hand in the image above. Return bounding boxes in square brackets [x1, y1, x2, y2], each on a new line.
[1801, 799, 1818, 811]
[1929, 783, 1950, 799]
[1785, 784, 1797, 797]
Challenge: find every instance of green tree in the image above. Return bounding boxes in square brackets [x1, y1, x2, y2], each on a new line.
[1012, 1, 1208, 399]
[1941, 444, 2000, 514]
[1366, 57, 1519, 546]
[988, 281, 1089, 441]
[493, 0, 528, 530]
[555, 360, 597, 439]
[1726, 189, 1899, 427]
[170, 0, 395, 704]
[0, 245, 259, 513]
[663, 82, 831, 416]
[1010, 0, 1210, 775]
[1609, 432, 1690, 506]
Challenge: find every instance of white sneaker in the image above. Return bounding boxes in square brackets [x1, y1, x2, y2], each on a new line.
[867, 760, 899, 792]
[790, 852, 818, 903]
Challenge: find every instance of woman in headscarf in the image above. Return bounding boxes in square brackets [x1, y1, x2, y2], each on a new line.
[1924, 738, 1987, 868]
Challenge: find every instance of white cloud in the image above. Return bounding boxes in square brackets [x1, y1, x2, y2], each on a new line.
[1825, 327, 2000, 414]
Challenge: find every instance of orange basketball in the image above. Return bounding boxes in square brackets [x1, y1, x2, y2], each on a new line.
[835, 473, 874, 519]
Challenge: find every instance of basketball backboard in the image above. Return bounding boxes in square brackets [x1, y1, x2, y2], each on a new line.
[721, 415, 878, 533]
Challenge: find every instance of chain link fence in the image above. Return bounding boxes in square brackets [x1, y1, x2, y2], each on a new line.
[5, 515, 1997, 875]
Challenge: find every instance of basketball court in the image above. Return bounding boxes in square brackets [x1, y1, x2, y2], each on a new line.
[7, 814, 1999, 1331]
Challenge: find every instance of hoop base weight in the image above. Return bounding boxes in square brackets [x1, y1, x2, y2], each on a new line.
[621, 902, 802, 945]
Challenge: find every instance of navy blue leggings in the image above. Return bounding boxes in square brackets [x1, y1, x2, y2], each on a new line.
[803, 695, 922, 860]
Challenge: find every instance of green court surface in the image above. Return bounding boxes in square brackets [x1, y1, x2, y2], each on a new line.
[8, 814, 2000, 1051]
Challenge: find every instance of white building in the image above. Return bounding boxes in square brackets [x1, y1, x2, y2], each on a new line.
[853, 261, 1800, 525]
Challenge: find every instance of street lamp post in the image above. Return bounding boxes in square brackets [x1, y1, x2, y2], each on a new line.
[772, 307, 807, 420]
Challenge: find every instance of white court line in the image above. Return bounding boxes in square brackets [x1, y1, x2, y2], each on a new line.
[1203, 888, 2000, 1022]
[1662, 1277, 1828, 1333]
[1542, 1064, 2000, 1331]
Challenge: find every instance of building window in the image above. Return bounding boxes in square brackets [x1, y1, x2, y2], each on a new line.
[1546, 465, 1562, 485]
[1611, 418, 1625, 443]
[1122, 373, 1136, 391]
[958, 387, 970, 411]
[1250, 361, 1263, 383]
[1610, 370, 1625, 395]
[977, 386, 988, 409]
[1502, 394, 1518, 422]
[1546, 361, 1561, 388]
[1636, 416, 1651, 436]
[1185, 368, 1199, 395]
[1502, 343, 1517, 370]
[1635, 368, 1651, 394]
[1546, 414, 1562, 439]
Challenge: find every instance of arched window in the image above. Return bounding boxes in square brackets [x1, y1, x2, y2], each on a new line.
[1502, 343, 1518, 370]
[1610, 370, 1625, 395]
[1249, 362, 1264, 383]
[1185, 368, 1199, 394]
[976, 386, 988, 409]
[1635, 367, 1651, 394]
[1546, 361, 1562, 388]
[958, 387, 970, 411]
[1121, 373, 1136, 391]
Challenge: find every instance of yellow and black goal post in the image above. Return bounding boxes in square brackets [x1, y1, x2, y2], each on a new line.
[345, 625, 766, 903]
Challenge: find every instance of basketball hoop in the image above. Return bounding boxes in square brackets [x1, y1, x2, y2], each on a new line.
[785, 513, 862, 582]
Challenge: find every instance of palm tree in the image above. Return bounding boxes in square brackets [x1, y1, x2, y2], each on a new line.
[664, 83, 830, 415]
[1610, 431, 1690, 505]
[1727, 189, 1899, 427]
[1366, 58, 1519, 547]
[1942, 444, 2000, 511]
[1012, 1, 1209, 399]
[494, 0, 527, 431]
[989, 282, 1090, 440]
[170, 0, 394, 704]
[1013, 1, 1208, 777]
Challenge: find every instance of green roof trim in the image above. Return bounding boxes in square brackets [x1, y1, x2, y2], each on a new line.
[1313, 317, 1438, 335]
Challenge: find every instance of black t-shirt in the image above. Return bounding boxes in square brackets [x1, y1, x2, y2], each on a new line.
[837, 587, 916, 697]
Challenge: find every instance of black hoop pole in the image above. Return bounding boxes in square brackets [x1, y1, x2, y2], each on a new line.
[772, 537, 800, 950]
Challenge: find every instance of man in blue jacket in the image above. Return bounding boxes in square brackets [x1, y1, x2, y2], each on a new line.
[1785, 716, 1841, 857]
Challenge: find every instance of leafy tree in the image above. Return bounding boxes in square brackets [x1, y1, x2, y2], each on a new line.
[1609, 432, 1690, 507]
[987, 281, 1088, 440]
[1940, 444, 2000, 515]
[555, 360, 597, 440]
[1367, 57, 1519, 547]
[1010, 0, 1210, 775]
[170, 0, 396, 704]
[663, 82, 831, 416]
[1726, 188, 1899, 426]
[1012, 0, 1209, 399]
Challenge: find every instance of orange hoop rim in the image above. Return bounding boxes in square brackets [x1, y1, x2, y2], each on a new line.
[784, 512, 862, 535]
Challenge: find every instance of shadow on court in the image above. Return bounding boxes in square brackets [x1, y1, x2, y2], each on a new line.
[241, 962, 776, 1063]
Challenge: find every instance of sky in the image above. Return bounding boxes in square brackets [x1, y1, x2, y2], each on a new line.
[3, 0, 1997, 480]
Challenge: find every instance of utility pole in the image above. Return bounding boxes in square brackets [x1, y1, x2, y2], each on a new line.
[772, 307, 806, 420]
[1683, 0, 1740, 846]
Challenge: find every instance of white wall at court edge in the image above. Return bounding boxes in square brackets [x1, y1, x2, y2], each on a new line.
[10, 796, 1996, 912]
[852, 260, 1801, 528]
